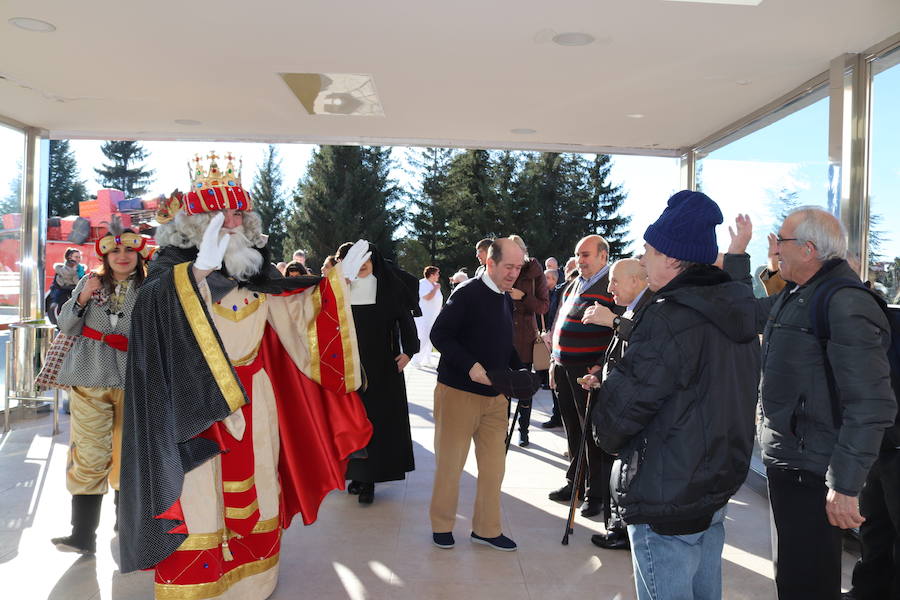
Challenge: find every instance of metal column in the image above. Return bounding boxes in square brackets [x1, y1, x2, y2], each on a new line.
[680, 150, 697, 191]
[19, 128, 49, 320]
[828, 54, 871, 277]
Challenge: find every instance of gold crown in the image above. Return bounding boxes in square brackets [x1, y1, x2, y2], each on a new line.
[183, 151, 252, 216]
[190, 152, 242, 191]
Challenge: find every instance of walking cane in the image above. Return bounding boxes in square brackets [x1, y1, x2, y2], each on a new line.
[561, 380, 598, 545]
[504, 396, 522, 454]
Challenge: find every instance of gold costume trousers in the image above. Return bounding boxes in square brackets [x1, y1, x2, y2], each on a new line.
[66, 386, 124, 495]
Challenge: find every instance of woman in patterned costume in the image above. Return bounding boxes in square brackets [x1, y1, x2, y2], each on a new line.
[51, 218, 152, 554]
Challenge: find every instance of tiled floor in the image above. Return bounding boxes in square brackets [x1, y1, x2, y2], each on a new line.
[0, 366, 855, 599]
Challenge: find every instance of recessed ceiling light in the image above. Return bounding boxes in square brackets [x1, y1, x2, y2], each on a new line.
[626, 113, 645, 119]
[174, 119, 202, 126]
[8, 17, 56, 32]
[735, 79, 752, 86]
[510, 128, 537, 135]
[552, 32, 595, 47]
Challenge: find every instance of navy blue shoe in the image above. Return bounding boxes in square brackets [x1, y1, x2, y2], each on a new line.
[432, 532, 455, 549]
[470, 532, 517, 551]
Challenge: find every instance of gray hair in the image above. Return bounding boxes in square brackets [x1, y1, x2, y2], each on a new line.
[156, 210, 267, 249]
[508, 234, 528, 256]
[786, 206, 847, 261]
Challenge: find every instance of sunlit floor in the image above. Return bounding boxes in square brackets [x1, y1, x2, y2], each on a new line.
[0, 366, 855, 600]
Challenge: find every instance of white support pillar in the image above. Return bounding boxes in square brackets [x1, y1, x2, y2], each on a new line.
[828, 53, 871, 276]
[680, 150, 697, 191]
[19, 129, 49, 320]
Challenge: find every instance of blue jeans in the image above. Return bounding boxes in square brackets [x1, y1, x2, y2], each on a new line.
[627, 506, 727, 600]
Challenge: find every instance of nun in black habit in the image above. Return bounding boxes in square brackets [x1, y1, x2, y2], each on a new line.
[338, 241, 420, 504]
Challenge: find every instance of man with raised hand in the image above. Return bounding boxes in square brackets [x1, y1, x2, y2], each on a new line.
[591, 191, 761, 600]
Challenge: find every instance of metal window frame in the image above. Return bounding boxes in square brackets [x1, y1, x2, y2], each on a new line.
[681, 32, 900, 278]
[0, 119, 48, 321]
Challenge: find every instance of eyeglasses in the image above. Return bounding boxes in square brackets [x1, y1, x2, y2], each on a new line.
[775, 236, 800, 245]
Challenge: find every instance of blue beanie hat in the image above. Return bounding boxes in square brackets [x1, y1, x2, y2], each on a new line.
[643, 190, 723, 264]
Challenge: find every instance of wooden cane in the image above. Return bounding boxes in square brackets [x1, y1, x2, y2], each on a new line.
[562, 379, 599, 545]
[505, 397, 522, 454]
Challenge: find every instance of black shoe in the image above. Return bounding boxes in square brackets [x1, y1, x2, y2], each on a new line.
[590, 530, 630, 550]
[51, 534, 96, 555]
[548, 484, 573, 502]
[432, 532, 455, 549]
[581, 499, 603, 518]
[541, 418, 562, 429]
[358, 483, 374, 504]
[470, 532, 517, 552]
[347, 480, 362, 495]
[52, 494, 102, 555]
[518, 431, 529, 447]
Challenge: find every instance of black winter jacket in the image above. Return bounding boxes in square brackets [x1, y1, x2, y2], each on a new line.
[592, 265, 761, 527]
[741, 256, 895, 496]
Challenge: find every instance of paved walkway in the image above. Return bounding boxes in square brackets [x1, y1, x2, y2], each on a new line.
[0, 366, 854, 599]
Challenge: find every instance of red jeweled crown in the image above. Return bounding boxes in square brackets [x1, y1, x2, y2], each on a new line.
[182, 152, 252, 216]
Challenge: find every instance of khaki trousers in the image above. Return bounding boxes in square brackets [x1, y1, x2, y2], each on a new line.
[429, 383, 508, 537]
[66, 386, 124, 495]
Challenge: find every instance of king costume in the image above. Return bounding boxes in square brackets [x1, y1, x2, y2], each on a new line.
[118, 153, 373, 600]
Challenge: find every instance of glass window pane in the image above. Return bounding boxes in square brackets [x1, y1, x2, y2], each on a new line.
[695, 94, 830, 295]
[868, 47, 900, 304]
[0, 124, 24, 318]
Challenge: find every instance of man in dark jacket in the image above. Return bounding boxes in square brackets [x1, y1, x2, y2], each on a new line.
[591, 191, 761, 600]
[726, 208, 896, 600]
[429, 237, 525, 552]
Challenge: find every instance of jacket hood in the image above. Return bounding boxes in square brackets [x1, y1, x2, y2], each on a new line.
[515, 257, 544, 283]
[658, 264, 758, 343]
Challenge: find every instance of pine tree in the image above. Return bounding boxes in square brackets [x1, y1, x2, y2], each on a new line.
[406, 147, 455, 265]
[587, 154, 631, 259]
[494, 150, 523, 222]
[285, 145, 402, 267]
[441, 149, 499, 273]
[94, 141, 155, 196]
[251, 145, 287, 261]
[516, 152, 588, 262]
[48, 140, 88, 217]
[768, 187, 801, 223]
[1, 163, 22, 216]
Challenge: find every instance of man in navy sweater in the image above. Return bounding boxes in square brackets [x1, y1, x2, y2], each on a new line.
[429, 237, 525, 552]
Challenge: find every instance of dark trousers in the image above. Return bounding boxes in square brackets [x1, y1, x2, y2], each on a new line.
[516, 363, 533, 435]
[850, 448, 900, 600]
[549, 387, 560, 422]
[767, 467, 843, 600]
[554, 363, 613, 501]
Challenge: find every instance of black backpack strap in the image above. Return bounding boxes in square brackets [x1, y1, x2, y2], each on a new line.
[809, 277, 876, 428]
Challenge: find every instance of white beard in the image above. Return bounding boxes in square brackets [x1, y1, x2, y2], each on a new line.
[222, 229, 263, 281]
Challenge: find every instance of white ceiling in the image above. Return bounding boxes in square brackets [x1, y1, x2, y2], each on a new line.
[1, 0, 898, 156]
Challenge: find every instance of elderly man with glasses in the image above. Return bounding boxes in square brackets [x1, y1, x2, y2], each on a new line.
[726, 207, 896, 600]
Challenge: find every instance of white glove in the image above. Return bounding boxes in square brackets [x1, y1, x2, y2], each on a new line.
[340, 239, 372, 281]
[194, 212, 230, 271]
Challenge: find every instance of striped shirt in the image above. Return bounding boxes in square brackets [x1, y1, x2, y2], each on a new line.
[551, 268, 617, 366]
